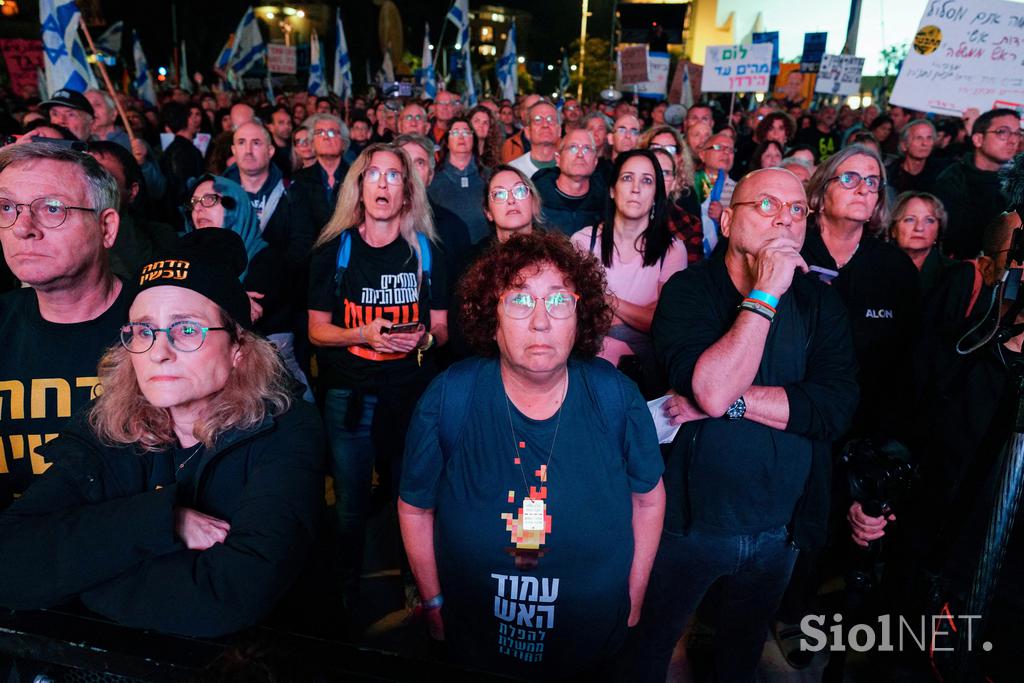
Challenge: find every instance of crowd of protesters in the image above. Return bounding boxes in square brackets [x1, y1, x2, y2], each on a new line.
[0, 77, 1021, 682]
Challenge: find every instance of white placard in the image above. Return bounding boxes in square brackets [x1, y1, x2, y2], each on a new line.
[891, 0, 1024, 115]
[702, 43, 773, 93]
[814, 54, 866, 96]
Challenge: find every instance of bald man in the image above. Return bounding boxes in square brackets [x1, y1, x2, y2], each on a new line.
[637, 168, 858, 681]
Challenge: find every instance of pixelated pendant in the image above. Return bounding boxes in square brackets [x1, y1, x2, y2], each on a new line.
[522, 498, 545, 531]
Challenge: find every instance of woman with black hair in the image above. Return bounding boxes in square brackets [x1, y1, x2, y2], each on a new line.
[570, 149, 687, 396]
[427, 116, 490, 244]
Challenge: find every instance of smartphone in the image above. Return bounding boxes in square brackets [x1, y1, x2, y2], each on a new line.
[385, 322, 423, 334]
[809, 265, 839, 284]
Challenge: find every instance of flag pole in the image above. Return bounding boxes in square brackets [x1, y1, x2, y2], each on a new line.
[77, 21, 136, 144]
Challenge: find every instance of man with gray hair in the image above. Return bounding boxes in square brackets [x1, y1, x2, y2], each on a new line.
[534, 127, 607, 236]
[291, 113, 351, 235]
[0, 144, 131, 509]
[885, 118, 944, 197]
[508, 99, 561, 179]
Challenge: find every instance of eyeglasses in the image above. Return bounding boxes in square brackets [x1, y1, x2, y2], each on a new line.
[404, 113, 426, 121]
[364, 167, 403, 185]
[293, 137, 311, 147]
[564, 143, 595, 156]
[0, 197, 96, 229]
[437, 99, 460, 107]
[732, 195, 812, 220]
[660, 168, 676, 178]
[501, 290, 580, 319]
[986, 127, 1023, 140]
[490, 184, 531, 203]
[565, 104, 580, 112]
[616, 126, 640, 136]
[120, 321, 230, 353]
[448, 128, 472, 137]
[187, 193, 222, 210]
[705, 143, 735, 153]
[828, 171, 883, 193]
[651, 143, 678, 156]
[533, 114, 557, 125]
[314, 128, 342, 138]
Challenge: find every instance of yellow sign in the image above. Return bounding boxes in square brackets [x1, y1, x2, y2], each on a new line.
[914, 25, 943, 55]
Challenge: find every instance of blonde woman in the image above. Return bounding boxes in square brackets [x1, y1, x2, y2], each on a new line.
[0, 229, 326, 637]
[307, 142, 449, 610]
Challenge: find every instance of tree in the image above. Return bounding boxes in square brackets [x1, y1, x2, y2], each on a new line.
[879, 42, 908, 105]
[567, 37, 614, 103]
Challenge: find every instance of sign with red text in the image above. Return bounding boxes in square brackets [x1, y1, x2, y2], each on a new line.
[618, 45, 650, 86]
[702, 43, 773, 93]
[267, 44, 297, 74]
[0, 39, 44, 98]
[891, 0, 1024, 115]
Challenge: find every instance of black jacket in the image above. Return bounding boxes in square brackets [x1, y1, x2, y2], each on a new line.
[933, 154, 1009, 259]
[0, 400, 326, 638]
[533, 167, 607, 237]
[291, 161, 350, 237]
[652, 257, 859, 549]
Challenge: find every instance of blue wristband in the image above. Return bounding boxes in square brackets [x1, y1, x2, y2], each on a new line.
[422, 593, 444, 610]
[748, 289, 780, 308]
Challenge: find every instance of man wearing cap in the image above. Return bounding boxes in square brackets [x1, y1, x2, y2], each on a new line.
[0, 144, 131, 509]
[40, 88, 94, 142]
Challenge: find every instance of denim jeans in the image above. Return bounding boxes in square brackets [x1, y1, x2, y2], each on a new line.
[632, 525, 799, 683]
[323, 388, 378, 586]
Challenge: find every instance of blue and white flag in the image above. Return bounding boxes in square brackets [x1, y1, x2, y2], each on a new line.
[39, 0, 97, 94]
[421, 22, 437, 100]
[179, 41, 192, 92]
[215, 33, 233, 72]
[496, 20, 516, 101]
[333, 8, 352, 100]
[446, 0, 475, 106]
[95, 20, 123, 58]
[227, 7, 266, 77]
[131, 30, 156, 107]
[559, 52, 571, 99]
[308, 29, 328, 97]
[680, 62, 694, 108]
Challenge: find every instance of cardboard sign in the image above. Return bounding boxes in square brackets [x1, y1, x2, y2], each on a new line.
[617, 50, 669, 98]
[267, 44, 297, 75]
[891, 0, 1024, 115]
[702, 43, 773, 93]
[800, 32, 828, 73]
[618, 45, 650, 86]
[752, 31, 780, 76]
[0, 39, 44, 98]
[814, 54, 865, 95]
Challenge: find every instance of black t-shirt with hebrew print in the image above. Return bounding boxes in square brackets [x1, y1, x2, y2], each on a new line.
[308, 229, 448, 390]
[0, 282, 131, 508]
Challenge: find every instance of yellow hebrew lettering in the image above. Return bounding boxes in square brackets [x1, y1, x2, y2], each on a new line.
[30, 378, 71, 419]
[9, 434, 23, 460]
[76, 376, 101, 400]
[0, 439, 7, 474]
[0, 380, 25, 419]
[27, 434, 56, 475]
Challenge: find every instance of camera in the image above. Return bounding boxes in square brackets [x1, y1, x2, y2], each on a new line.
[842, 438, 916, 518]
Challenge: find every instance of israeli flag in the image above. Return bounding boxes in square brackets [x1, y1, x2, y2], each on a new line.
[333, 8, 352, 100]
[446, 0, 475, 106]
[421, 22, 436, 100]
[496, 20, 516, 102]
[179, 40, 192, 92]
[681, 62, 694, 108]
[308, 30, 328, 97]
[131, 31, 156, 107]
[227, 7, 266, 77]
[559, 52, 571, 99]
[215, 33, 233, 72]
[95, 20, 123, 58]
[39, 0, 97, 95]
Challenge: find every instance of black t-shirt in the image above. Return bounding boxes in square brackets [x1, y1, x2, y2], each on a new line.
[794, 126, 839, 162]
[308, 230, 449, 389]
[0, 282, 131, 507]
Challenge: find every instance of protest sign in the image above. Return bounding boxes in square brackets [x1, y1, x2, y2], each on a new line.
[800, 32, 828, 72]
[891, 0, 1024, 115]
[267, 44, 297, 74]
[0, 39, 44, 98]
[618, 45, 650, 86]
[702, 43, 773, 93]
[617, 51, 669, 98]
[774, 63, 817, 104]
[752, 31, 780, 76]
[814, 54, 865, 95]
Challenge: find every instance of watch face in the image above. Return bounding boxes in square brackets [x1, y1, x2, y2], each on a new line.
[726, 396, 746, 420]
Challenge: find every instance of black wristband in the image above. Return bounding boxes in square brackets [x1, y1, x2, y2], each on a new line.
[738, 300, 775, 322]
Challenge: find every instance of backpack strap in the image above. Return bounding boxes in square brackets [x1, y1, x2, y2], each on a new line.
[333, 230, 353, 298]
[579, 357, 628, 450]
[438, 357, 486, 456]
[416, 232, 433, 301]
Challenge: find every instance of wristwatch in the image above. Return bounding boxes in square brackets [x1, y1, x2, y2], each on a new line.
[725, 396, 746, 420]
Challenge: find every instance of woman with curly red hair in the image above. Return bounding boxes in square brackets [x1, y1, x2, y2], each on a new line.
[398, 231, 665, 679]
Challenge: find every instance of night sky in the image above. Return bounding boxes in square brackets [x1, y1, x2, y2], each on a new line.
[89, 0, 617, 90]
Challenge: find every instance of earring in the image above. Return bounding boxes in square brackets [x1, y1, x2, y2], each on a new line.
[649, 207, 655, 221]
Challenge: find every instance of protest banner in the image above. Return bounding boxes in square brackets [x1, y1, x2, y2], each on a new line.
[752, 31, 780, 76]
[890, 0, 1024, 115]
[267, 44, 297, 75]
[800, 32, 828, 72]
[814, 54, 865, 95]
[0, 39, 44, 98]
[774, 63, 816, 104]
[702, 43, 773, 93]
[617, 50, 669, 98]
[618, 45, 650, 86]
